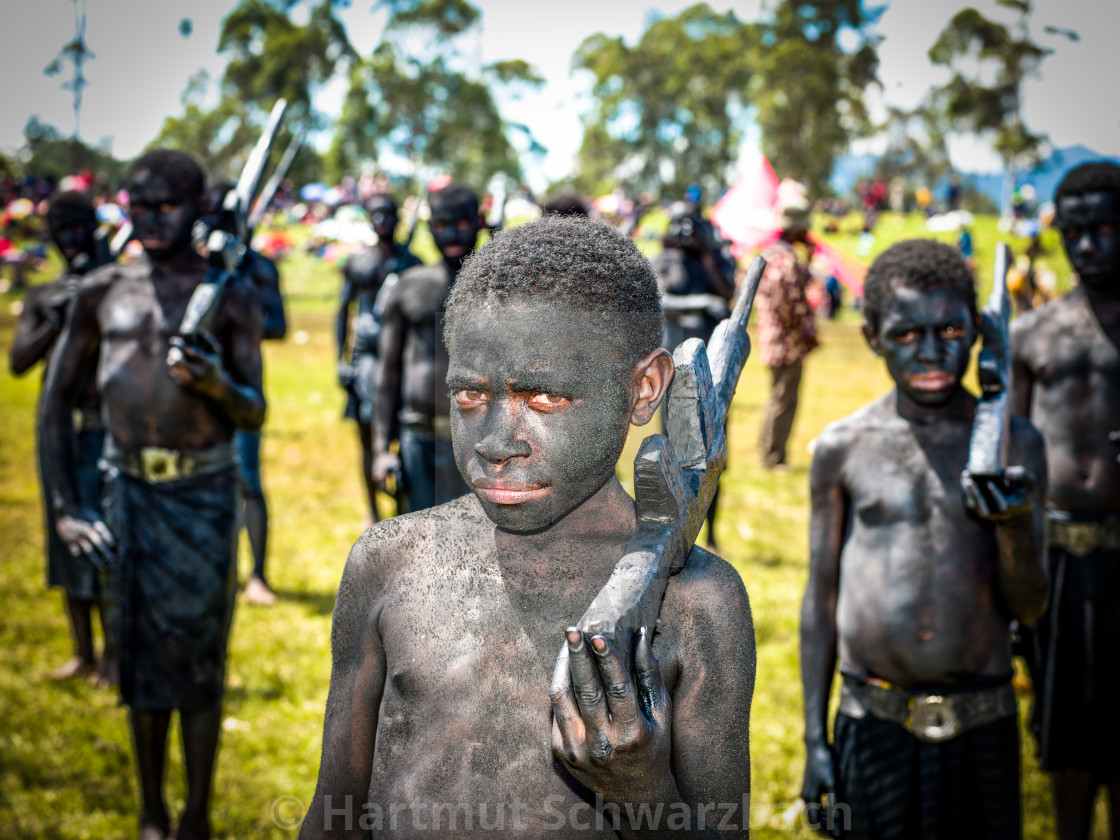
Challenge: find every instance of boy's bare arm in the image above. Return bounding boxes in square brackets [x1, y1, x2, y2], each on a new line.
[9, 286, 62, 375]
[551, 555, 755, 838]
[41, 279, 112, 558]
[799, 429, 847, 804]
[372, 286, 405, 485]
[301, 541, 387, 840]
[256, 257, 287, 340]
[336, 275, 355, 364]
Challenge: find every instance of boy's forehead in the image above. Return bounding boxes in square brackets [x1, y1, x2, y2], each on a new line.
[449, 300, 633, 373]
[1058, 191, 1120, 224]
[128, 171, 190, 202]
[880, 282, 972, 322]
[430, 198, 475, 221]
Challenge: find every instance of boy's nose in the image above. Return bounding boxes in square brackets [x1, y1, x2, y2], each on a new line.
[1076, 230, 1098, 256]
[918, 330, 941, 363]
[474, 407, 532, 463]
[475, 433, 532, 463]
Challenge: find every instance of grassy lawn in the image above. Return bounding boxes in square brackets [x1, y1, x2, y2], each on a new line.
[0, 212, 1097, 838]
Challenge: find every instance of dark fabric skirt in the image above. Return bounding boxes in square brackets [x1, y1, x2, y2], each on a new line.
[41, 427, 104, 600]
[1031, 542, 1120, 773]
[834, 710, 1020, 840]
[102, 465, 239, 711]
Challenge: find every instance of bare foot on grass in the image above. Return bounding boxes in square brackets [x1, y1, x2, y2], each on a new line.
[243, 575, 277, 607]
[49, 656, 96, 681]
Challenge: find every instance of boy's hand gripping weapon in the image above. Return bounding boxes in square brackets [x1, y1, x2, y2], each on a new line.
[574, 255, 766, 668]
[167, 99, 288, 365]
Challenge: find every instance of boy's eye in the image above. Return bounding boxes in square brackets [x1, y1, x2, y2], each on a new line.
[528, 393, 570, 411]
[159, 203, 176, 214]
[454, 390, 488, 408]
[1096, 223, 1115, 236]
[940, 325, 963, 338]
[892, 329, 919, 344]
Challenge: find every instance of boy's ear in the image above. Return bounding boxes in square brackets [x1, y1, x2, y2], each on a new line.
[861, 323, 882, 356]
[630, 348, 674, 426]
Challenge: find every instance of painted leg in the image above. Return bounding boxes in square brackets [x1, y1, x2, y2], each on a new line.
[176, 704, 222, 840]
[358, 421, 380, 525]
[50, 595, 96, 679]
[130, 708, 172, 840]
[242, 493, 275, 606]
[1053, 768, 1096, 840]
[93, 600, 119, 688]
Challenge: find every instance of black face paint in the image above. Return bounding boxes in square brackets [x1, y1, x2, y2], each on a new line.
[873, 285, 976, 408]
[369, 208, 399, 242]
[50, 212, 95, 263]
[128, 173, 197, 261]
[447, 301, 635, 533]
[1058, 191, 1120, 289]
[664, 214, 702, 253]
[429, 200, 480, 262]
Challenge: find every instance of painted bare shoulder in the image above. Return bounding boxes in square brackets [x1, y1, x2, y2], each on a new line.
[348, 494, 489, 586]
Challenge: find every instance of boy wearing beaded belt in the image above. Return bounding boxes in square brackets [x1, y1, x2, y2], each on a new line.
[1011, 162, 1120, 840]
[41, 149, 264, 840]
[800, 240, 1048, 839]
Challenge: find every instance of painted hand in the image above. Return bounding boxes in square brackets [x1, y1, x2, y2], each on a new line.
[372, 451, 401, 493]
[961, 466, 1035, 522]
[337, 360, 357, 389]
[800, 740, 837, 818]
[167, 333, 223, 394]
[55, 508, 116, 568]
[550, 627, 675, 806]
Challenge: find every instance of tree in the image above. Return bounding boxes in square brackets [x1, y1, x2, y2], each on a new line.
[20, 116, 125, 185]
[151, 0, 354, 184]
[873, 99, 952, 188]
[928, 0, 1051, 175]
[571, 3, 756, 199]
[325, 0, 544, 187]
[753, 0, 882, 198]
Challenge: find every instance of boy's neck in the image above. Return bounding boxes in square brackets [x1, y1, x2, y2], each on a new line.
[893, 385, 973, 425]
[149, 246, 203, 274]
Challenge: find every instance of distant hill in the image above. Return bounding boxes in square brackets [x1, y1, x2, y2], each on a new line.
[830, 144, 1120, 208]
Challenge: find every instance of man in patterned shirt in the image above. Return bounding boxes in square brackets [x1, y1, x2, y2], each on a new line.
[757, 196, 818, 469]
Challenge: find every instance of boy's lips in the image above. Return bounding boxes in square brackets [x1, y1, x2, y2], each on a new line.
[472, 478, 550, 504]
[909, 372, 956, 391]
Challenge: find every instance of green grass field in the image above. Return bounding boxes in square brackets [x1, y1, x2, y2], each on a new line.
[0, 212, 1101, 838]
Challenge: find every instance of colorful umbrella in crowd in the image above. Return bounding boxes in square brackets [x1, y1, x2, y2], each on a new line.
[712, 150, 866, 298]
[5, 198, 34, 220]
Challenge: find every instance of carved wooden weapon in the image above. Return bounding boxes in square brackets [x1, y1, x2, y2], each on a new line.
[575, 255, 766, 667]
[168, 99, 287, 364]
[965, 242, 1011, 477]
[247, 126, 304, 234]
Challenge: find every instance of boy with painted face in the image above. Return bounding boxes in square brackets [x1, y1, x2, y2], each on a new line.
[1010, 162, 1120, 840]
[800, 240, 1048, 839]
[338, 194, 421, 523]
[372, 181, 478, 513]
[302, 216, 754, 838]
[41, 150, 264, 840]
[10, 190, 113, 683]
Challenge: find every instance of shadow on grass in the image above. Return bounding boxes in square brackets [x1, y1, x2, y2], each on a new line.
[270, 587, 337, 617]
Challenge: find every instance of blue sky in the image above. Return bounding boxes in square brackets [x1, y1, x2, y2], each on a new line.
[1, 0, 1116, 191]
